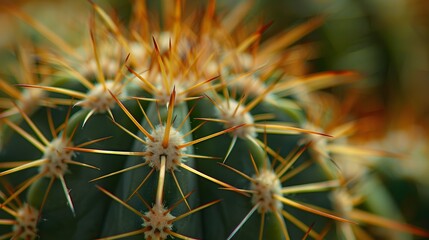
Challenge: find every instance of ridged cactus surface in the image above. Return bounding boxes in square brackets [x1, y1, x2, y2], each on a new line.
[0, 1, 428, 240]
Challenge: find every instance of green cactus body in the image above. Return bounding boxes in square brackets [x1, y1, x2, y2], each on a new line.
[1, 1, 429, 240]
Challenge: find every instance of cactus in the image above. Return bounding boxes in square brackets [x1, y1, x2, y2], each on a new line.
[0, 1, 428, 240]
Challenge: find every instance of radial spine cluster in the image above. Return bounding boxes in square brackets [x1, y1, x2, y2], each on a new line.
[250, 169, 282, 213]
[144, 125, 186, 170]
[39, 138, 73, 177]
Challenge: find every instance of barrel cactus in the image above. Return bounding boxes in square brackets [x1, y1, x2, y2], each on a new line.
[0, 1, 428, 239]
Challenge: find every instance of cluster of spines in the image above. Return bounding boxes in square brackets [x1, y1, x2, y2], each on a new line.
[0, 1, 428, 240]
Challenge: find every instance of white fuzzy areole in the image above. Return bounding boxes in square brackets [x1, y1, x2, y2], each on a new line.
[250, 169, 282, 213]
[84, 58, 119, 79]
[217, 99, 256, 138]
[154, 82, 186, 105]
[39, 137, 73, 177]
[236, 75, 266, 97]
[13, 203, 39, 240]
[144, 125, 186, 170]
[142, 203, 175, 240]
[77, 80, 120, 113]
[302, 122, 328, 154]
[19, 88, 47, 113]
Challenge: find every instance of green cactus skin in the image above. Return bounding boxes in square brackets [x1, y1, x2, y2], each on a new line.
[1, 1, 429, 240]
